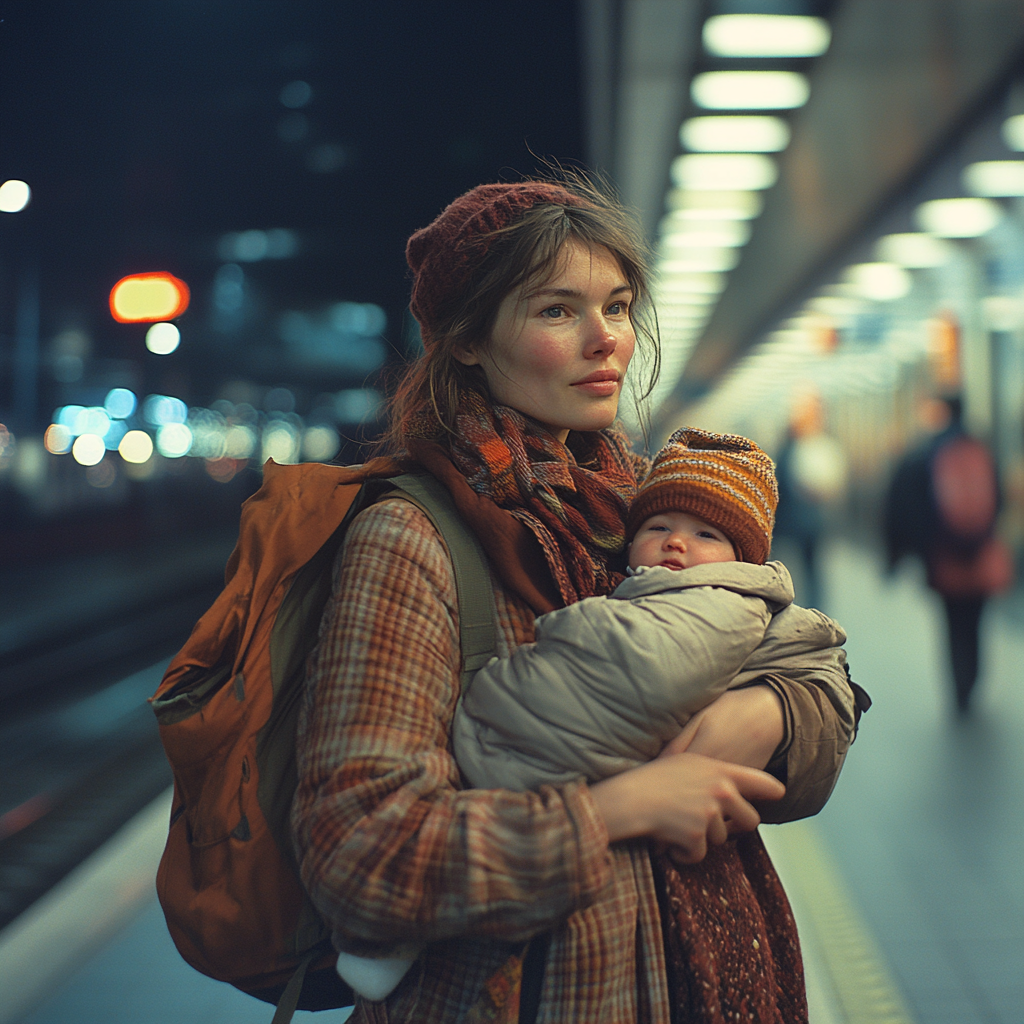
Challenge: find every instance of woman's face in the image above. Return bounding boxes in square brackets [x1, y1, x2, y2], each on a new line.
[456, 241, 636, 442]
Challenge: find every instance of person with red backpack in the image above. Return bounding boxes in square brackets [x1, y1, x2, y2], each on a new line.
[885, 396, 1014, 713]
[277, 177, 864, 1024]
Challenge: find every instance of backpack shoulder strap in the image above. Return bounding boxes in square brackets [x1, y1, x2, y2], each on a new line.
[386, 472, 498, 684]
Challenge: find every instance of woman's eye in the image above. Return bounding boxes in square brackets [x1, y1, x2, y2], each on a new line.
[541, 305, 565, 319]
[607, 301, 628, 315]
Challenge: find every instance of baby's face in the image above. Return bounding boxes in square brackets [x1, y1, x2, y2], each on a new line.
[628, 511, 737, 571]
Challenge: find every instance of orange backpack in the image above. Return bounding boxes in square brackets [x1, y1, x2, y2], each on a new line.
[150, 460, 496, 1022]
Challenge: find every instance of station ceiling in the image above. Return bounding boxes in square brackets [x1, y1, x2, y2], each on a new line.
[585, 0, 1024, 432]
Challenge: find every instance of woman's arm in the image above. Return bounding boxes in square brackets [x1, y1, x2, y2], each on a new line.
[292, 499, 613, 952]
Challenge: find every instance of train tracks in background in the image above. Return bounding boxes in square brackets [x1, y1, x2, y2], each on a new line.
[0, 529, 235, 932]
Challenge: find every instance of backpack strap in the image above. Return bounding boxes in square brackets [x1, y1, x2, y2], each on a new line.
[387, 472, 498, 685]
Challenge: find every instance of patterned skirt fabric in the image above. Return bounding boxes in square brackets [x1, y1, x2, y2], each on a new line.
[653, 832, 808, 1024]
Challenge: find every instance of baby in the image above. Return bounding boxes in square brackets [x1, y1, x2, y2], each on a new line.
[337, 427, 851, 1001]
[453, 426, 848, 792]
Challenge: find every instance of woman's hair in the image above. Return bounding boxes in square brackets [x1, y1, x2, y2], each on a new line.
[380, 173, 660, 450]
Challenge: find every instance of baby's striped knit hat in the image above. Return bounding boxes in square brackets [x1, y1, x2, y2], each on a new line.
[626, 427, 778, 564]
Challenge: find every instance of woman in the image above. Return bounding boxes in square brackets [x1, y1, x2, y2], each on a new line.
[292, 178, 859, 1022]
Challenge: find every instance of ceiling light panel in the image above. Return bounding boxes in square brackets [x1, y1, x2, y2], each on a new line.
[702, 15, 831, 58]
[691, 71, 810, 110]
[680, 115, 791, 153]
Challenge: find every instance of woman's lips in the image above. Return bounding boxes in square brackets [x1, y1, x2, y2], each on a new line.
[571, 371, 620, 396]
[572, 379, 619, 396]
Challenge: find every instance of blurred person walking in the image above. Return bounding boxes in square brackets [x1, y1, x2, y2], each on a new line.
[884, 397, 1014, 713]
[773, 392, 847, 610]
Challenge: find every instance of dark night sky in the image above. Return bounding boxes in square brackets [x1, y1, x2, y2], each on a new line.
[0, 0, 584, 413]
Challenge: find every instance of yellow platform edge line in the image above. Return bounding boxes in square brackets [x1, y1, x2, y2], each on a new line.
[761, 820, 918, 1024]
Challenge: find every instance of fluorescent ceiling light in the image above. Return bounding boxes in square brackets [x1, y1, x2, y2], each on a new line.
[664, 189, 763, 221]
[660, 249, 741, 273]
[663, 222, 751, 250]
[656, 271, 726, 294]
[691, 71, 810, 110]
[963, 160, 1024, 197]
[672, 153, 778, 191]
[1002, 114, 1024, 151]
[874, 232, 954, 268]
[843, 262, 912, 301]
[703, 14, 831, 58]
[914, 197, 1001, 238]
[680, 116, 790, 153]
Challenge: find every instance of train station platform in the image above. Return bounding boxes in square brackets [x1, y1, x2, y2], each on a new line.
[1, 534, 1021, 1024]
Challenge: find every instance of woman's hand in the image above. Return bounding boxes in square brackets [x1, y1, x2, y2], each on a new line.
[588, 752, 785, 864]
[661, 685, 785, 770]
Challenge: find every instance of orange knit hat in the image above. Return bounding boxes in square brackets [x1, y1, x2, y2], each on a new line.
[626, 427, 778, 564]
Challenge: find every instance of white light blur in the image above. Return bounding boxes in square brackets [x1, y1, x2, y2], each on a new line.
[44, 424, 73, 454]
[875, 232, 954, 268]
[656, 271, 726, 295]
[146, 322, 181, 355]
[143, 395, 188, 426]
[664, 190, 763, 221]
[914, 197, 1001, 238]
[672, 153, 778, 191]
[280, 80, 313, 109]
[72, 434, 106, 466]
[302, 425, 341, 462]
[681, 116, 790, 153]
[843, 262, 912, 301]
[660, 249, 741, 274]
[187, 410, 227, 459]
[963, 160, 1024, 197]
[156, 423, 193, 458]
[104, 388, 137, 419]
[1001, 114, 1024, 151]
[262, 422, 301, 465]
[691, 71, 810, 111]
[702, 15, 831, 58]
[225, 424, 258, 459]
[0, 180, 31, 213]
[663, 221, 751, 249]
[119, 430, 154, 464]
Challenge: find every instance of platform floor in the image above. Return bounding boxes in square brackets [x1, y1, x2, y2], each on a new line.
[2, 536, 1022, 1024]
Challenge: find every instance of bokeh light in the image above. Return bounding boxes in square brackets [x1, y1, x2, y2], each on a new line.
[110, 273, 190, 323]
[118, 430, 154, 464]
[0, 179, 31, 213]
[145, 322, 181, 355]
[44, 424, 73, 454]
[156, 423, 193, 458]
[104, 388, 138, 419]
[72, 434, 106, 466]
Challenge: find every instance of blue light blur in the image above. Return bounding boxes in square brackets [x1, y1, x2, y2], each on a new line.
[104, 388, 138, 420]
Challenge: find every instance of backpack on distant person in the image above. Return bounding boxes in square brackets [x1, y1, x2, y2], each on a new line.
[930, 433, 998, 546]
[150, 460, 496, 1024]
[927, 433, 1014, 596]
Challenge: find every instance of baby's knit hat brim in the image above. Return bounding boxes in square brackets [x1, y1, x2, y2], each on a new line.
[627, 427, 778, 564]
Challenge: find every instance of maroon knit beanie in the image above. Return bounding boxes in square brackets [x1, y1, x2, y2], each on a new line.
[405, 182, 586, 350]
[626, 427, 779, 564]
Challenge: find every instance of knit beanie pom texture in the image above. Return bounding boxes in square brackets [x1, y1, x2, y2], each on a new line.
[406, 182, 585, 350]
[627, 427, 778, 564]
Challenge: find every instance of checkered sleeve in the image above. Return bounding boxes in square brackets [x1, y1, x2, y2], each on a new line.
[292, 498, 614, 952]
